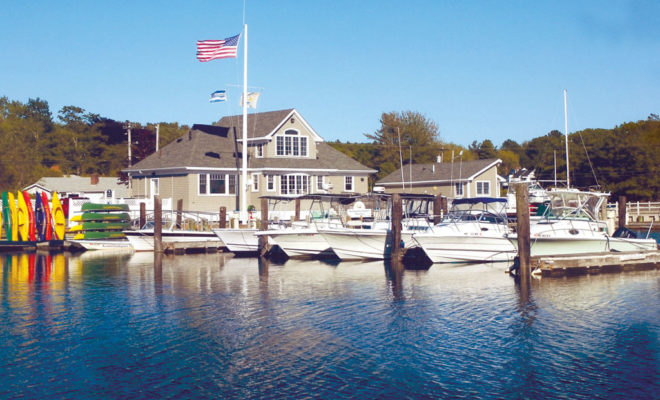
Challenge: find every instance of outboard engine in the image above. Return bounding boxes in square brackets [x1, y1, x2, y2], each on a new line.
[612, 226, 638, 239]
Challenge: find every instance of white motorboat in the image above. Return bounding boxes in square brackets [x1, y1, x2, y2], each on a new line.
[71, 239, 134, 252]
[318, 194, 434, 261]
[508, 189, 657, 256]
[124, 221, 221, 252]
[253, 194, 360, 259]
[413, 197, 516, 263]
[212, 227, 259, 254]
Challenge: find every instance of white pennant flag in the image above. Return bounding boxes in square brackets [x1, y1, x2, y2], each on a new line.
[240, 92, 261, 109]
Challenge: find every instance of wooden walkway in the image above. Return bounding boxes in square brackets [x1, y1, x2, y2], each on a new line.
[531, 250, 660, 277]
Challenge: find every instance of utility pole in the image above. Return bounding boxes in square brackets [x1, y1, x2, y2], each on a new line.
[124, 122, 132, 190]
[397, 127, 404, 191]
[125, 122, 132, 168]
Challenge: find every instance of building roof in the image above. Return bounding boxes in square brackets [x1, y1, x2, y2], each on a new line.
[376, 158, 501, 186]
[214, 108, 322, 141]
[24, 175, 131, 197]
[125, 118, 375, 175]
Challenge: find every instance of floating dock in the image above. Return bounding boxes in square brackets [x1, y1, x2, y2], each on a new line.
[0, 240, 81, 253]
[531, 250, 660, 277]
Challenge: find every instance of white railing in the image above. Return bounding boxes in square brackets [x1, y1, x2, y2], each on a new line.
[608, 201, 660, 223]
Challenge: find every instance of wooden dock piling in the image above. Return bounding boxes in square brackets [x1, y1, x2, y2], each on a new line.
[294, 198, 301, 222]
[219, 207, 226, 229]
[391, 193, 402, 260]
[515, 183, 531, 282]
[139, 202, 146, 229]
[618, 195, 627, 228]
[176, 199, 183, 229]
[154, 195, 163, 253]
[258, 197, 269, 257]
[433, 195, 445, 224]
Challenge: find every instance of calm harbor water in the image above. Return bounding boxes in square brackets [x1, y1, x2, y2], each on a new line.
[0, 251, 658, 399]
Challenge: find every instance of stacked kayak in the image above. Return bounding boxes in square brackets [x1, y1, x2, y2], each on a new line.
[2, 190, 61, 242]
[70, 203, 131, 240]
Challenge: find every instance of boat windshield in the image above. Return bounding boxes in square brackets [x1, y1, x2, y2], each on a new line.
[445, 199, 508, 224]
[543, 190, 607, 220]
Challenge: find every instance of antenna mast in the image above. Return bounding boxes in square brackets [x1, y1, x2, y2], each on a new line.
[564, 89, 570, 188]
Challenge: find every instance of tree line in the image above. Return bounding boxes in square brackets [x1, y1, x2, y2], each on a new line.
[1, 96, 658, 201]
[328, 111, 660, 201]
[0, 96, 189, 190]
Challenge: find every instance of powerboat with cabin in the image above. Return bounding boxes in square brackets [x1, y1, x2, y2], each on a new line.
[412, 197, 516, 263]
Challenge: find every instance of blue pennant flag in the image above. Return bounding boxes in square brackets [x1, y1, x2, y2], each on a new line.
[209, 90, 227, 103]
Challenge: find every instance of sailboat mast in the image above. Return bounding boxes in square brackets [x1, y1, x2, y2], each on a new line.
[564, 89, 570, 188]
[241, 24, 248, 222]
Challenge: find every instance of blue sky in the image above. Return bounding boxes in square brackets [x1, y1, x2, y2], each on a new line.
[2, 1, 659, 146]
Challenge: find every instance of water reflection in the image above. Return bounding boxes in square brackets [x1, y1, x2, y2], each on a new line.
[0, 252, 656, 399]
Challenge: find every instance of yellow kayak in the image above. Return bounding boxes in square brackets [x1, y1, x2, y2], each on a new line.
[52, 191, 66, 240]
[8, 192, 18, 241]
[16, 191, 29, 241]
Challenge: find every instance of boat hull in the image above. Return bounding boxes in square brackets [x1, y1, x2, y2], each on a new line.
[262, 228, 333, 259]
[212, 228, 259, 253]
[414, 234, 516, 263]
[318, 229, 417, 261]
[72, 239, 134, 251]
[124, 230, 221, 252]
[320, 229, 389, 260]
[510, 235, 658, 256]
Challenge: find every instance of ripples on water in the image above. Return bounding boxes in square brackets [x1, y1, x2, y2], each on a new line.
[0, 252, 657, 399]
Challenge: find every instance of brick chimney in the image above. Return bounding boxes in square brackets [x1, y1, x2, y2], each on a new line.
[91, 173, 99, 185]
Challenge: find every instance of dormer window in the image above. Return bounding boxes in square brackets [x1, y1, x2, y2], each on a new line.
[276, 130, 308, 157]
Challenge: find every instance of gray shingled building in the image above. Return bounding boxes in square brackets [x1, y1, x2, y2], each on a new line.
[124, 109, 376, 214]
[375, 158, 502, 199]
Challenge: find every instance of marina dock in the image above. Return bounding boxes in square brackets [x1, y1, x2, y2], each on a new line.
[0, 240, 76, 253]
[531, 250, 660, 277]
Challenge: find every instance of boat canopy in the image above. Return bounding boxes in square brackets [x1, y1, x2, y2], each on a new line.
[545, 189, 608, 220]
[452, 197, 507, 205]
[447, 197, 508, 223]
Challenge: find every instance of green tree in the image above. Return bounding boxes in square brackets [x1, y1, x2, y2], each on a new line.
[365, 111, 443, 179]
[469, 139, 498, 159]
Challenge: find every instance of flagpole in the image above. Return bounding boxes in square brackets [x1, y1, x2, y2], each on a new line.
[241, 23, 248, 223]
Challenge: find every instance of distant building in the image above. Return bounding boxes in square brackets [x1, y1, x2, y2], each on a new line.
[123, 109, 376, 213]
[375, 158, 502, 199]
[23, 174, 130, 201]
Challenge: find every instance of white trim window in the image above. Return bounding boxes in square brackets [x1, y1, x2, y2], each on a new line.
[266, 175, 276, 192]
[317, 176, 325, 192]
[280, 174, 309, 195]
[344, 176, 353, 192]
[198, 173, 237, 195]
[255, 144, 264, 158]
[251, 173, 259, 192]
[454, 182, 464, 197]
[275, 130, 308, 157]
[476, 181, 490, 196]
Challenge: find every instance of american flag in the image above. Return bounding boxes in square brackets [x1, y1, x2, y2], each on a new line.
[196, 34, 240, 62]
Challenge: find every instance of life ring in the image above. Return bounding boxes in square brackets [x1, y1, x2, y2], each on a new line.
[353, 201, 365, 210]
